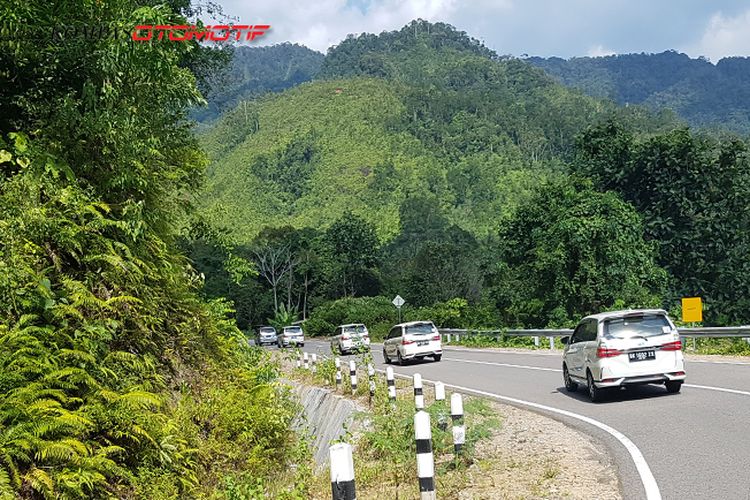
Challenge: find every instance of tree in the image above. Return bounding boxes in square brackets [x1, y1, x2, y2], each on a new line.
[324, 213, 380, 297]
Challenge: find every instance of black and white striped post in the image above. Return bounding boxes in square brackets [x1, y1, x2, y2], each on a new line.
[349, 360, 357, 395]
[311, 353, 317, 373]
[435, 382, 447, 431]
[414, 410, 436, 500]
[451, 392, 465, 455]
[386, 366, 396, 402]
[303, 352, 309, 370]
[296, 351, 302, 368]
[367, 363, 375, 400]
[329, 442, 356, 500]
[335, 357, 342, 391]
[413, 373, 424, 409]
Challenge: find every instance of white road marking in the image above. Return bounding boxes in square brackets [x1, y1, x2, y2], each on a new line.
[686, 359, 750, 366]
[444, 357, 562, 372]
[382, 369, 662, 500]
[684, 384, 750, 397]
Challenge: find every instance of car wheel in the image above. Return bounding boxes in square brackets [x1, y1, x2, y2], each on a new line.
[383, 348, 391, 364]
[665, 381, 682, 393]
[563, 364, 578, 392]
[396, 350, 404, 366]
[433, 354, 442, 362]
[587, 371, 602, 403]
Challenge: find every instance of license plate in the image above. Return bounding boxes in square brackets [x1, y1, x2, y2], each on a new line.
[417, 340, 429, 347]
[628, 350, 655, 362]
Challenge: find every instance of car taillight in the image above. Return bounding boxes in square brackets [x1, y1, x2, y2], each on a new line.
[596, 346, 622, 358]
[432, 335, 440, 341]
[342, 334, 349, 340]
[660, 340, 682, 351]
[402, 338, 414, 345]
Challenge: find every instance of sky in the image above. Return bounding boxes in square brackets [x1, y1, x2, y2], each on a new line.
[216, 0, 750, 62]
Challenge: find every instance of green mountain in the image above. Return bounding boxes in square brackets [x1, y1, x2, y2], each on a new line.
[199, 21, 677, 244]
[527, 51, 750, 133]
[193, 43, 324, 123]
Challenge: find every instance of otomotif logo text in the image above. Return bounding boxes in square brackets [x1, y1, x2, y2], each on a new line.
[131, 24, 270, 42]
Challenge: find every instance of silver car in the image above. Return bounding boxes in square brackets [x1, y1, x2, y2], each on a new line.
[256, 326, 277, 346]
[278, 325, 305, 348]
[383, 321, 442, 365]
[330, 324, 371, 355]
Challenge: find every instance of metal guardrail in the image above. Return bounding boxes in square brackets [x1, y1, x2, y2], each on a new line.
[440, 326, 750, 338]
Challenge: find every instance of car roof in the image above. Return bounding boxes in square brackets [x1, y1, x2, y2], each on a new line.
[582, 309, 669, 322]
[393, 320, 435, 327]
[339, 323, 366, 328]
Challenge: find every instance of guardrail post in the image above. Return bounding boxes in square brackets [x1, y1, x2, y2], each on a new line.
[386, 366, 396, 402]
[335, 357, 342, 390]
[367, 363, 375, 401]
[451, 393, 465, 455]
[414, 373, 424, 409]
[349, 360, 357, 395]
[303, 352, 309, 369]
[548, 336, 554, 350]
[446, 333, 451, 343]
[534, 336, 539, 347]
[415, 411, 436, 500]
[311, 353, 317, 373]
[435, 382, 447, 431]
[329, 442, 356, 500]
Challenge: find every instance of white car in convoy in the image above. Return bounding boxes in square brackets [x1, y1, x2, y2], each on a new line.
[383, 321, 442, 365]
[256, 326, 277, 346]
[330, 324, 371, 354]
[277, 325, 305, 348]
[562, 309, 686, 402]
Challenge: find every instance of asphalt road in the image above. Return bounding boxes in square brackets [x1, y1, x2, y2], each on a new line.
[291, 339, 750, 500]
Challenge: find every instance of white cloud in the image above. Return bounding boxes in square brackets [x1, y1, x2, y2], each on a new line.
[686, 9, 750, 62]
[219, 0, 511, 52]
[587, 44, 615, 57]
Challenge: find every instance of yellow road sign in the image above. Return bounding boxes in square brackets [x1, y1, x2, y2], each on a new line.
[682, 297, 703, 323]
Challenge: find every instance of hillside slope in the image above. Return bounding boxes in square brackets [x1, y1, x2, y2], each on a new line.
[528, 51, 750, 133]
[200, 22, 678, 244]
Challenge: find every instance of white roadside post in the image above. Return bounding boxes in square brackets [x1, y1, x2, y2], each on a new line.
[303, 352, 309, 369]
[435, 382, 447, 431]
[367, 363, 375, 401]
[386, 366, 396, 402]
[311, 353, 317, 373]
[446, 332, 452, 343]
[335, 357, 342, 391]
[534, 336, 540, 347]
[329, 442, 356, 500]
[549, 336, 554, 350]
[413, 373, 424, 409]
[349, 360, 357, 395]
[296, 351, 302, 368]
[451, 393, 465, 455]
[414, 410, 436, 500]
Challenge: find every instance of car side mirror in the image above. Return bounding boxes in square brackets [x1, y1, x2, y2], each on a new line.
[561, 336, 569, 345]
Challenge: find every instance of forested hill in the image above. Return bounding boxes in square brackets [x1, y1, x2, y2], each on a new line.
[527, 51, 750, 133]
[200, 21, 677, 244]
[193, 43, 324, 123]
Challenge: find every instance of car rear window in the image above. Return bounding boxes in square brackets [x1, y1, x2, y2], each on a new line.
[405, 323, 436, 335]
[603, 314, 671, 339]
[285, 326, 302, 334]
[260, 327, 275, 333]
[343, 325, 367, 335]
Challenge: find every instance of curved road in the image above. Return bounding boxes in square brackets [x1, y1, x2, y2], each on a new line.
[298, 340, 750, 500]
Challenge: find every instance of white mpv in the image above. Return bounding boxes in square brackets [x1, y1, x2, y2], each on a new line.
[562, 309, 686, 402]
[383, 321, 442, 365]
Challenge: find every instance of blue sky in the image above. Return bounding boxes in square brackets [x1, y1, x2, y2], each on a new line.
[218, 0, 750, 62]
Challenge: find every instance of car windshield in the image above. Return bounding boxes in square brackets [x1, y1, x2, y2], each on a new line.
[603, 314, 671, 339]
[285, 326, 302, 334]
[260, 327, 275, 334]
[405, 323, 435, 335]
[343, 325, 367, 335]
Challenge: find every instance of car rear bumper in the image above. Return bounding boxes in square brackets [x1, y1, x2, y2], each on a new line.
[402, 349, 442, 359]
[595, 371, 686, 388]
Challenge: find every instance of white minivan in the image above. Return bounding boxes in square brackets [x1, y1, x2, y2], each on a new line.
[277, 325, 305, 348]
[383, 321, 442, 365]
[562, 309, 686, 402]
[330, 324, 371, 355]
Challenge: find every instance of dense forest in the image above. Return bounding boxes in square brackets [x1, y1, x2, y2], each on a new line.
[0, 1, 307, 497]
[192, 20, 750, 336]
[528, 51, 750, 134]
